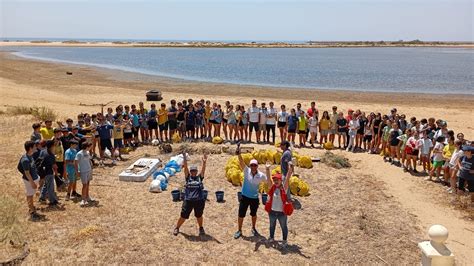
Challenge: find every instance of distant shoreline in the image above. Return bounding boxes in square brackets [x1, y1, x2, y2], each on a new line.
[1, 40, 473, 49]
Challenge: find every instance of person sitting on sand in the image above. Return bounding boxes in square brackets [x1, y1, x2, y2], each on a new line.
[234, 146, 267, 239]
[265, 161, 293, 247]
[173, 152, 208, 236]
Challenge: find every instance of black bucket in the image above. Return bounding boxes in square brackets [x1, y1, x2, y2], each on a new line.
[171, 190, 181, 202]
[216, 191, 225, 202]
[261, 193, 268, 205]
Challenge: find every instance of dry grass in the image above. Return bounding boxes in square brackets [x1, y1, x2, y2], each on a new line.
[5, 106, 57, 121]
[0, 195, 25, 245]
[321, 151, 351, 169]
[72, 225, 104, 240]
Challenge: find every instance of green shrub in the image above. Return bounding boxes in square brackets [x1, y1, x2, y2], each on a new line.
[0, 195, 25, 244]
[321, 151, 351, 169]
[6, 106, 57, 121]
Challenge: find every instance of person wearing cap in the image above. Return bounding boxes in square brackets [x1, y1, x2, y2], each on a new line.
[456, 145, 474, 206]
[40, 120, 54, 140]
[265, 160, 293, 247]
[234, 147, 267, 239]
[64, 140, 81, 200]
[173, 152, 208, 236]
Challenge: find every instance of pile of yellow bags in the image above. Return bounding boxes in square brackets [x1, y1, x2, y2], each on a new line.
[297, 155, 313, 169]
[323, 141, 334, 150]
[172, 132, 182, 143]
[289, 175, 310, 196]
[212, 136, 224, 144]
[225, 156, 243, 186]
[223, 149, 311, 196]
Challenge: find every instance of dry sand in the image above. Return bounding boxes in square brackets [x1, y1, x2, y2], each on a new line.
[0, 52, 473, 264]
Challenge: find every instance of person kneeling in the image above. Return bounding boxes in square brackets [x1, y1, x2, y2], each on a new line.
[173, 152, 208, 236]
[265, 161, 293, 248]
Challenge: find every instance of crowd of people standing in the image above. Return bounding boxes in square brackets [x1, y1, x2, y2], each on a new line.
[18, 98, 474, 246]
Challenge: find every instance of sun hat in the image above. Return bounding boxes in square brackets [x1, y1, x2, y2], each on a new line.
[250, 159, 258, 166]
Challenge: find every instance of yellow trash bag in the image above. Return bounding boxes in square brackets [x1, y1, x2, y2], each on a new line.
[289, 175, 299, 195]
[323, 141, 334, 150]
[240, 172, 244, 185]
[252, 150, 267, 164]
[212, 136, 224, 144]
[226, 168, 242, 186]
[259, 182, 269, 193]
[274, 141, 281, 148]
[271, 166, 281, 176]
[273, 151, 282, 165]
[241, 153, 254, 166]
[298, 156, 313, 169]
[265, 150, 275, 164]
[172, 132, 181, 143]
[296, 180, 310, 196]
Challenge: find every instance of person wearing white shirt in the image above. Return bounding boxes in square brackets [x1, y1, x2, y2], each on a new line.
[266, 102, 277, 144]
[247, 99, 260, 143]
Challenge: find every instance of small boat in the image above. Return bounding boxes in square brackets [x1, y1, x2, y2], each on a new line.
[146, 89, 163, 101]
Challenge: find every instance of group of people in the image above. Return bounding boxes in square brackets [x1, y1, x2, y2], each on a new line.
[173, 141, 294, 247]
[18, 98, 474, 229]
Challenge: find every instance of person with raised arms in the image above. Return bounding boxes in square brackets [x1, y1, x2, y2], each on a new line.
[265, 160, 293, 247]
[234, 143, 267, 239]
[173, 152, 208, 236]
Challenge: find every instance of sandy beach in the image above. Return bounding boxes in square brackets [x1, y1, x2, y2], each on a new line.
[0, 52, 473, 264]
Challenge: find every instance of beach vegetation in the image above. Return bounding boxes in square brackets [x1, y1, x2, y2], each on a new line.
[6, 106, 57, 121]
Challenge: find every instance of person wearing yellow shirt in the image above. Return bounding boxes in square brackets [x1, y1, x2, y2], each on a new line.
[297, 110, 308, 147]
[319, 111, 331, 146]
[158, 103, 169, 142]
[40, 120, 55, 140]
[442, 136, 456, 181]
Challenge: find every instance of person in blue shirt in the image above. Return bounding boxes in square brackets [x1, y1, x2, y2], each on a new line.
[65, 140, 80, 200]
[96, 119, 114, 163]
[18, 141, 42, 221]
[234, 144, 267, 239]
[287, 108, 298, 145]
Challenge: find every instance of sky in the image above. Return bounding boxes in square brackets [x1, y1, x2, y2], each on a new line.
[1, 0, 472, 41]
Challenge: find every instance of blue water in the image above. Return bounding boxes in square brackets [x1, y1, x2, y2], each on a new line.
[4, 46, 474, 94]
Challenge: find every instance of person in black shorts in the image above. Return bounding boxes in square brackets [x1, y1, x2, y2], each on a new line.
[147, 104, 158, 140]
[173, 152, 208, 236]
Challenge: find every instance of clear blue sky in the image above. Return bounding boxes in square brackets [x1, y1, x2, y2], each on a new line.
[1, 0, 472, 41]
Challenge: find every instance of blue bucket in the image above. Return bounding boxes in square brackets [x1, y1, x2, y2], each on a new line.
[261, 193, 268, 205]
[203, 190, 208, 201]
[171, 190, 181, 202]
[216, 191, 225, 202]
[237, 191, 242, 202]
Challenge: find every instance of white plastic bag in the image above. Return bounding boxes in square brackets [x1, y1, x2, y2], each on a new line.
[149, 179, 162, 193]
[104, 148, 112, 159]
